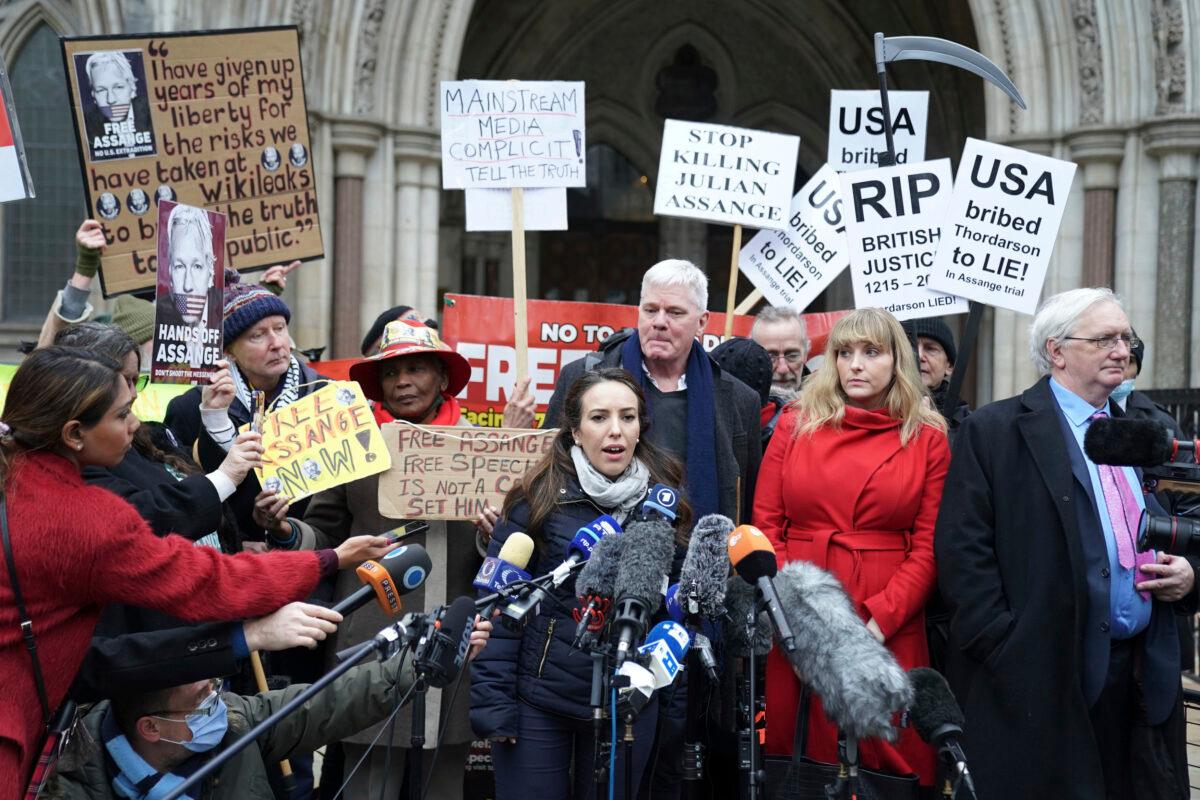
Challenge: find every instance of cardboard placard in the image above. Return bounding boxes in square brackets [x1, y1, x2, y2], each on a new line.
[827, 90, 928, 172]
[62, 28, 323, 296]
[440, 80, 586, 189]
[929, 138, 1077, 315]
[0, 56, 34, 202]
[436, 294, 851, 427]
[150, 201, 226, 384]
[256, 381, 390, 502]
[841, 159, 968, 321]
[738, 164, 851, 310]
[465, 187, 568, 231]
[378, 425, 558, 521]
[654, 119, 799, 231]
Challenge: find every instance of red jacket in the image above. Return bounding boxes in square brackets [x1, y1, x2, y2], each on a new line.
[0, 452, 325, 794]
[753, 406, 949, 785]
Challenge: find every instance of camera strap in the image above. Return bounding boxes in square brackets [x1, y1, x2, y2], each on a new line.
[1, 495, 52, 725]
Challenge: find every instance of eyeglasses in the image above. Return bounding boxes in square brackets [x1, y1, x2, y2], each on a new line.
[147, 680, 221, 719]
[1062, 334, 1141, 351]
[766, 351, 805, 365]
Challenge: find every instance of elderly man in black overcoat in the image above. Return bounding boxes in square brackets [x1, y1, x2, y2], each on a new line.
[935, 287, 1198, 800]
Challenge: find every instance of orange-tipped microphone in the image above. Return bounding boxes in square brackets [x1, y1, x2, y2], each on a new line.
[728, 525, 796, 652]
[332, 543, 433, 617]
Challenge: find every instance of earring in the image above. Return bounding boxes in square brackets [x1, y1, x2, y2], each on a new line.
[75, 443, 83, 451]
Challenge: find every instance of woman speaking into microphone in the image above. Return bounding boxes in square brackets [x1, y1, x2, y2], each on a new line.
[471, 368, 691, 800]
[0, 347, 396, 794]
[753, 308, 950, 789]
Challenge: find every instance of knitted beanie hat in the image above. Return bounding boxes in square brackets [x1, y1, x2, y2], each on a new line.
[710, 336, 774, 405]
[111, 294, 154, 345]
[900, 317, 957, 365]
[1130, 328, 1145, 374]
[222, 268, 291, 343]
[361, 305, 414, 356]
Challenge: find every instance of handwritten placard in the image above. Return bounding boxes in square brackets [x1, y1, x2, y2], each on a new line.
[378, 425, 557, 521]
[440, 80, 586, 189]
[256, 381, 390, 502]
[61, 28, 323, 296]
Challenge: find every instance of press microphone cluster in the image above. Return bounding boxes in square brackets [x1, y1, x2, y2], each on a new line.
[616, 620, 691, 717]
[414, 595, 477, 688]
[611, 517, 676, 665]
[573, 533, 627, 646]
[727, 525, 796, 652]
[332, 543, 433, 617]
[474, 532, 535, 619]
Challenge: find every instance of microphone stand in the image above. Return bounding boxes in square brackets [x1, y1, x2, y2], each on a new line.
[824, 732, 860, 800]
[743, 598, 767, 800]
[589, 641, 613, 799]
[409, 677, 427, 800]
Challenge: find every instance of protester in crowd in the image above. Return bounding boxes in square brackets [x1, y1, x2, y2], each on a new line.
[754, 307, 949, 788]
[709, 335, 786, 447]
[750, 305, 810, 402]
[900, 317, 970, 430]
[471, 368, 691, 800]
[935, 288, 1197, 799]
[35, 220, 105, 349]
[360, 305, 435, 356]
[46, 620, 492, 799]
[254, 320, 481, 799]
[0, 346, 397, 793]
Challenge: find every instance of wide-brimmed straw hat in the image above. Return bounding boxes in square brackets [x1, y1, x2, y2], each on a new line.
[349, 319, 470, 402]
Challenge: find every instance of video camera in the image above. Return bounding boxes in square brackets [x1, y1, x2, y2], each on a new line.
[1084, 417, 1200, 556]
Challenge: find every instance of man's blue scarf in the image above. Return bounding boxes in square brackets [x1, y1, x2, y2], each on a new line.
[101, 708, 204, 800]
[620, 332, 719, 518]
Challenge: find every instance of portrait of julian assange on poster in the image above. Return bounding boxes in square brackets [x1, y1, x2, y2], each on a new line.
[152, 200, 225, 384]
[72, 48, 157, 161]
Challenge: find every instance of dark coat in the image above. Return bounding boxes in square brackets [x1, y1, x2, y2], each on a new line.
[934, 376, 1198, 799]
[545, 329, 762, 523]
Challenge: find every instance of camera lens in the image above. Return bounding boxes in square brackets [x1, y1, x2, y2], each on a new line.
[1138, 509, 1200, 556]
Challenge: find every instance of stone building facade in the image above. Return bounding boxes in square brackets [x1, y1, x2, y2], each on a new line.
[0, 0, 1196, 402]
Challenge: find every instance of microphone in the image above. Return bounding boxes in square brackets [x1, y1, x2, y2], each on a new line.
[908, 667, 976, 798]
[474, 533, 535, 618]
[674, 513, 732, 619]
[722, 575, 773, 657]
[611, 517, 675, 664]
[616, 620, 692, 717]
[772, 560, 912, 741]
[635, 483, 680, 523]
[727, 525, 795, 652]
[331, 543, 433, 617]
[414, 595, 476, 688]
[573, 533, 628, 646]
[1084, 416, 1197, 466]
[664, 584, 718, 681]
[501, 515, 622, 627]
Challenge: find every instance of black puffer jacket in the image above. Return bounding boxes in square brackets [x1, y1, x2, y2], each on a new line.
[470, 477, 681, 737]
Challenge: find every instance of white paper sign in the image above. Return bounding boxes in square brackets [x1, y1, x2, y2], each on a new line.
[827, 90, 928, 172]
[465, 188, 568, 232]
[929, 139, 1077, 315]
[440, 80, 586, 189]
[841, 158, 968, 321]
[738, 164, 851, 310]
[653, 119, 799, 231]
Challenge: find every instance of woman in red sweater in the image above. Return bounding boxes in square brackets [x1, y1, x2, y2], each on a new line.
[753, 308, 950, 788]
[0, 347, 397, 793]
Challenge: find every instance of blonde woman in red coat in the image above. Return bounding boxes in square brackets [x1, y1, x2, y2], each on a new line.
[753, 307, 950, 787]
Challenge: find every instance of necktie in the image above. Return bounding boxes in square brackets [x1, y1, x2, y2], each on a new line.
[1090, 410, 1153, 598]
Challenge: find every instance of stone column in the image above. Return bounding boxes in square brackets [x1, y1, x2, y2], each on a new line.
[1067, 128, 1125, 288]
[330, 120, 383, 358]
[1143, 118, 1200, 387]
[394, 129, 442, 317]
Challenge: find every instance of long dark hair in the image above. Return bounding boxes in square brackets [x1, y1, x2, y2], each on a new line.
[0, 346, 123, 486]
[503, 368, 693, 548]
[55, 323, 199, 476]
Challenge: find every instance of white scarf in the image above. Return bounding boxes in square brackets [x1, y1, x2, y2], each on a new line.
[571, 446, 649, 523]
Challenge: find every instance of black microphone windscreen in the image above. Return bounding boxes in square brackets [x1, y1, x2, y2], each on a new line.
[907, 667, 964, 743]
[613, 519, 675, 613]
[733, 550, 777, 584]
[576, 534, 626, 597]
[1083, 417, 1172, 467]
[676, 514, 732, 618]
[723, 576, 773, 656]
[424, 595, 476, 688]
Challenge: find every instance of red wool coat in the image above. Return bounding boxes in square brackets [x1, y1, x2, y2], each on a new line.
[0, 452, 325, 795]
[753, 406, 949, 785]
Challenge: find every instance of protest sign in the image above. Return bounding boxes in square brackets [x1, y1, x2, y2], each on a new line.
[653, 119, 799, 230]
[256, 381, 390, 502]
[437, 293, 849, 427]
[841, 159, 968, 321]
[929, 138, 1076, 315]
[0, 58, 33, 202]
[440, 80, 585, 189]
[465, 187, 568, 231]
[62, 28, 323, 296]
[827, 90, 928, 172]
[738, 164, 851, 310]
[151, 201, 226, 384]
[378, 425, 557, 521]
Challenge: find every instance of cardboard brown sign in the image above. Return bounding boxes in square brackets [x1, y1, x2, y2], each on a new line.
[378, 424, 558, 521]
[62, 27, 323, 296]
